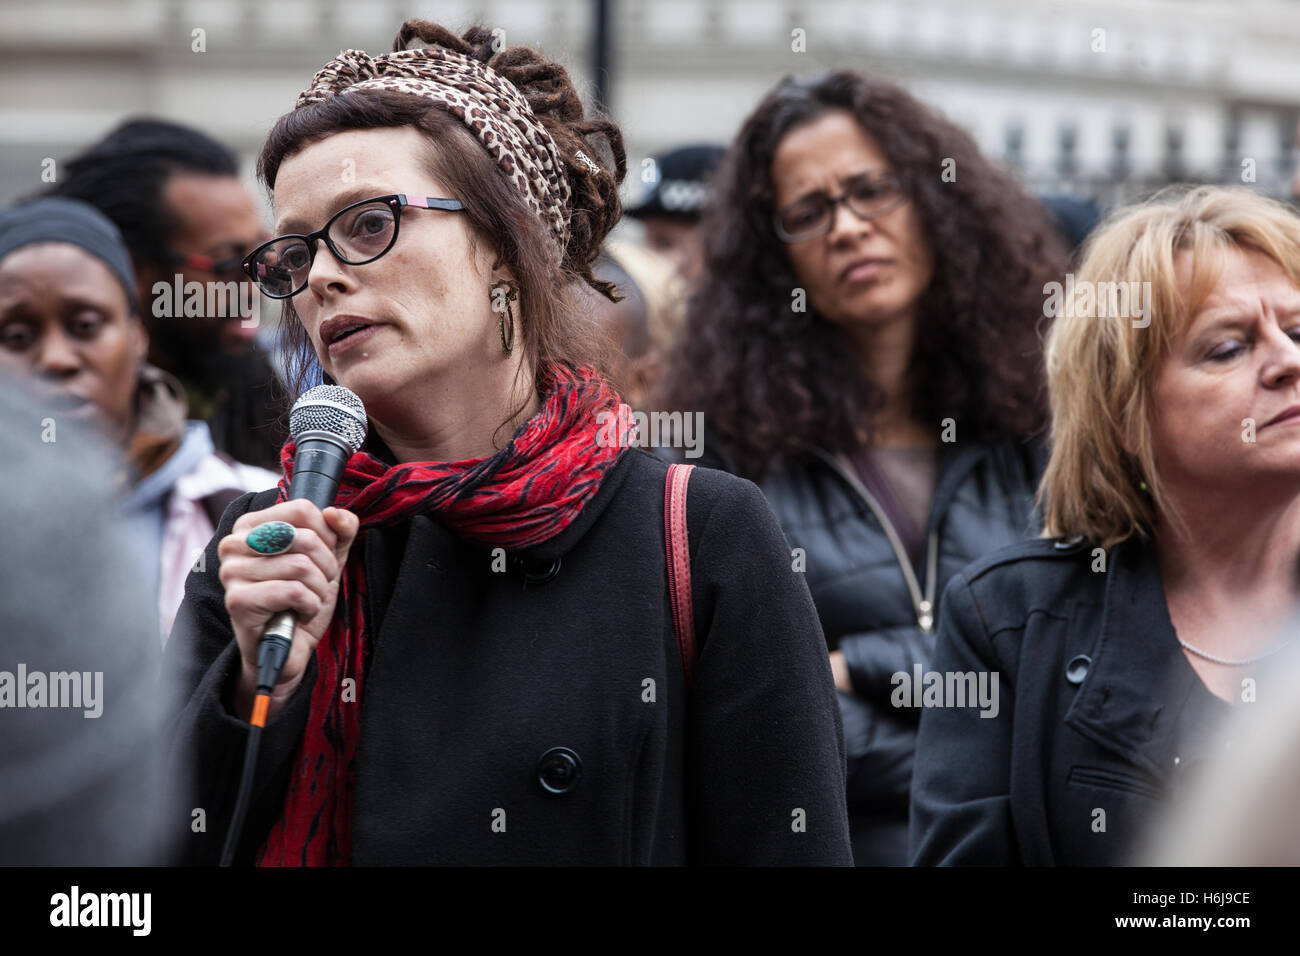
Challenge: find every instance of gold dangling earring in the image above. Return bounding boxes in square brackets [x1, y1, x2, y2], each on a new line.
[491, 278, 518, 356]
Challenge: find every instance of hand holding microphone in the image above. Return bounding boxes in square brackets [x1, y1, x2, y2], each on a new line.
[223, 501, 358, 723]
[217, 385, 367, 726]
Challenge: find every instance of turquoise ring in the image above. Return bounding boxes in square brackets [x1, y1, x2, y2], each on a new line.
[246, 520, 296, 555]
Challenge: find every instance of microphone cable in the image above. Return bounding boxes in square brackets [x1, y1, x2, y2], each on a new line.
[220, 620, 295, 867]
[217, 384, 366, 866]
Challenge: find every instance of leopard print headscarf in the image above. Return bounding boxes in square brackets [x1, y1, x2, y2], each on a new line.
[296, 45, 573, 256]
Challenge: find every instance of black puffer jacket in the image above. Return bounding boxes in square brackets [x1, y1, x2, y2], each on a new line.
[751, 440, 1045, 864]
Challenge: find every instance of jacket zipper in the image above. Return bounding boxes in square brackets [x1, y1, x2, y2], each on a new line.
[812, 449, 939, 633]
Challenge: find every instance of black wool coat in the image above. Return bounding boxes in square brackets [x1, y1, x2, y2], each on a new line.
[750, 441, 1044, 865]
[909, 534, 1239, 866]
[161, 448, 854, 865]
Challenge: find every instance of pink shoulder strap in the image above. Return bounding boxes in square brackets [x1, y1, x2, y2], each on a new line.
[664, 463, 697, 690]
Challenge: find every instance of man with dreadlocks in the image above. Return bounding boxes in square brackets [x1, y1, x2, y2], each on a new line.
[47, 118, 288, 471]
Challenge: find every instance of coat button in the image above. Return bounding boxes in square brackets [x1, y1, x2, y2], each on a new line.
[1066, 654, 1092, 685]
[523, 556, 562, 586]
[537, 747, 582, 795]
[1054, 534, 1085, 550]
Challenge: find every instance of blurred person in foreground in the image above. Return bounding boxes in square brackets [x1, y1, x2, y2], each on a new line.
[590, 238, 684, 409]
[0, 197, 277, 644]
[911, 185, 1300, 865]
[625, 144, 724, 281]
[162, 19, 852, 866]
[659, 70, 1067, 864]
[1146, 641, 1300, 866]
[0, 368, 167, 865]
[48, 118, 287, 470]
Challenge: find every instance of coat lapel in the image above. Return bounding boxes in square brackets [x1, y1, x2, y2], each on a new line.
[1063, 537, 1203, 782]
[359, 520, 411, 648]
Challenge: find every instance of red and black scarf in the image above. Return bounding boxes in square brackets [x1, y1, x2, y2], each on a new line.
[255, 364, 633, 866]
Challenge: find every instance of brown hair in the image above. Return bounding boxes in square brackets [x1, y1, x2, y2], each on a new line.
[1040, 184, 1300, 547]
[256, 19, 627, 414]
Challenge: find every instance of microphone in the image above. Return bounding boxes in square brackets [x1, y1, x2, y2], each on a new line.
[253, 385, 368, 702]
[222, 385, 366, 865]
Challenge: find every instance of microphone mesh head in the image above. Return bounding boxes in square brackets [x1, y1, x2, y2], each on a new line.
[289, 385, 368, 452]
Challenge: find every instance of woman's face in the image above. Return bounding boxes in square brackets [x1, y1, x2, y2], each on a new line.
[272, 127, 504, 420]
[1150, 246, 1300, 497]
[0, 242, 145, 442]
[770, 109, 934, 329]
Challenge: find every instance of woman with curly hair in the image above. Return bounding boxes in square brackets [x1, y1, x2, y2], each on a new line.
[659, 71, 1068, 864]
[162, 20, 852, 866]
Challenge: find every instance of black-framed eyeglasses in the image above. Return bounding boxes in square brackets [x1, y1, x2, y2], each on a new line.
[241, 193, 465, 298]
[773, 172, 906, 243]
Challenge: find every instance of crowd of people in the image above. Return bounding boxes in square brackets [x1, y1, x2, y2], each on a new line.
[2, 15, 1299, 866]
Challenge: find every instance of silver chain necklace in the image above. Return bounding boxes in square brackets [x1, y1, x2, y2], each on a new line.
[1178, 637, 1293, 666]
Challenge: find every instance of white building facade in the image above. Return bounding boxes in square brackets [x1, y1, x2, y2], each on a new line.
[2, 0, 1298, 211]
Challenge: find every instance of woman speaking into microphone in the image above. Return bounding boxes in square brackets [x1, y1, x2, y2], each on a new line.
[162, 19, 851, 866]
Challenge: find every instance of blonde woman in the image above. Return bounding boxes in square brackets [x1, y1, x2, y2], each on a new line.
[909, 185, 1300, 865]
